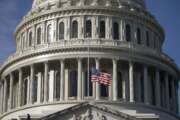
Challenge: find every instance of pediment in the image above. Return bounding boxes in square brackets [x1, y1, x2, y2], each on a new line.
[40, 102, 155, 120]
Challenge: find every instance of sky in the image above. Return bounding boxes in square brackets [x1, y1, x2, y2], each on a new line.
[0, 0, 180, 114]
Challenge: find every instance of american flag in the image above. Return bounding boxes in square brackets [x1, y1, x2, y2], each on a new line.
[91, 68, 112, 86]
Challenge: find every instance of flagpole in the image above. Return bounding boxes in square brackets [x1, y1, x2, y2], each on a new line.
[87, 33, 90, 97]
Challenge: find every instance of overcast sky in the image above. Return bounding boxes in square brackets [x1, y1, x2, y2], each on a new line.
[0, 0, 180, 114]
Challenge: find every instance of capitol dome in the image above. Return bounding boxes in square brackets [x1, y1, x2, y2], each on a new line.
[32, 0, 146, 9]
[0, 0, 179, 120]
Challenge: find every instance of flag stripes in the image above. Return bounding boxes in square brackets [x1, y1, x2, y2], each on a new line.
[91, 68, 112, 86]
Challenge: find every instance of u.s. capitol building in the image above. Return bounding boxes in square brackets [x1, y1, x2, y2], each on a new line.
[0, 0, 179, 120]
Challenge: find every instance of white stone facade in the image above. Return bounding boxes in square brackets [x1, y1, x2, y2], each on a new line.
[0, 0, 179, 120]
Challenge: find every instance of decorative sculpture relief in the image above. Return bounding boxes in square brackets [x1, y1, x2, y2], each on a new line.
[91, 0, 98, 6]
[105, 0, 112, 7]
[78, 0, 85, 6]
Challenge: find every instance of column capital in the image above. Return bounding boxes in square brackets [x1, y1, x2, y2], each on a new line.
[95, 57, 101, 61]
[113, 58, 118, 63]
[44, 61, 49, 64]
[18, 67, 22, 72]
[77, 57, 83, 61]
[30, 64, 34, 67]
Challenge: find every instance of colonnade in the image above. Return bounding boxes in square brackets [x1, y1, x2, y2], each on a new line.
[0, 58, 178, 114]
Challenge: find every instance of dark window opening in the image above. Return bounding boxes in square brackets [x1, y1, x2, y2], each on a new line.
[59, 22, 64, 40]
[29, 32, 32, 47]
[146, 31, 150, 47]
[113, 22, 119, 40]
[69, 71, 77, 97]
[85, 20, 92, 38]
[84, 71, 93, 96]
[117, 72, 122, 98]
[37, 28, 41, 45]
[137, 28, 141, 44]
[126, 24, 131, 42]
[72, 21, 78, 38]
[100, 21, 106, 38]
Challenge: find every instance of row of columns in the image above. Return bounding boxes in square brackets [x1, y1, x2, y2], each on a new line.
[0, 59, 179, 114]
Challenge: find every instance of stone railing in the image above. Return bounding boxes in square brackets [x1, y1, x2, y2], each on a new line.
[0, 39, 177, 73]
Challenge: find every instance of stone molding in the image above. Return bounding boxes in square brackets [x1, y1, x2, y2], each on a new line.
[0, 42, 178, 79]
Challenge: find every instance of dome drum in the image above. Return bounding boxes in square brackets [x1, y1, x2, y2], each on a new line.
[0, 0, 179, 120]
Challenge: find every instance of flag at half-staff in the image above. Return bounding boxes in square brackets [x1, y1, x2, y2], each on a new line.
[91, 67, 112, 86]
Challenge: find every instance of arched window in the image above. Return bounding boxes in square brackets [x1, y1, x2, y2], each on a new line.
[72, 21, 78, 38]
[100, 20, 106, 38]
[113, 22, 119, 40]
[137, 28, 141, 44]
[126, 24, 131, 42]
[85, 20, 92, 38]
[146, 31, 150, 47]
[37, 27, 41, 45]
[29, 32, 32, 47]
[47, 24, 53, 43]
[59, 22, 64, 40]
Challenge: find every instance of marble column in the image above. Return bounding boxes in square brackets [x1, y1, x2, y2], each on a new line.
[171, 79, 176, 112]
[49, 70, 55, 102]
[60, 60, 65, 101]
[143, 65, 149, 104]
[112, 59, 118, 101]
[106, 17, 110, 39]
[120, 20, 125, 41]
[54, 19, 58, 41]
[175, 82, 179, 113]
[129, 62, 134, 102]
[3, 79, 7, 112]
[37, 72, 42, 103]
[9, 73, 14, 109]
[165, 73, 170, 110]
[92, 16, 96, 39]
[30, 64, 35, 104]
[18, 69, 23, 107]
[137, 73, 142, 102]
[44, 62, 49, 102]
[155, 69, 161, 107]
[0, 83, 3, 113]
[79, 16, 84, 39]
[95, 58, 100, 100]
[65, 17, 70, 40]
[77, 58, 82, 100]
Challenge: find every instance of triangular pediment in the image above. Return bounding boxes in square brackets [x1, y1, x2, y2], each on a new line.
[40, 102, 159, 120]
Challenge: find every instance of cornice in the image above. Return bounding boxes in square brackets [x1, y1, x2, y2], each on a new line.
[0, 43, 179, 79]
